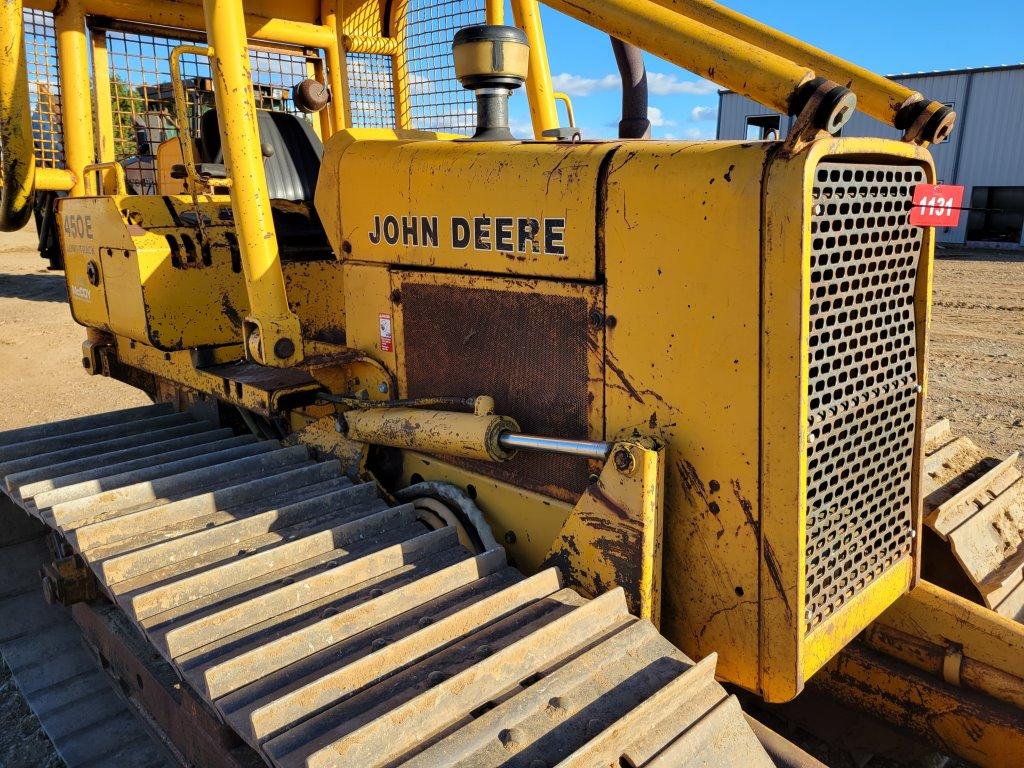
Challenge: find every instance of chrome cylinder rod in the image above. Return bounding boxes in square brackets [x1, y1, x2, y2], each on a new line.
[498, 433, 613, 461]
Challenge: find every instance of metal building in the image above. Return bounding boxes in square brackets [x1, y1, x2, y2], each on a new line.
[717, 64, 1024, 247]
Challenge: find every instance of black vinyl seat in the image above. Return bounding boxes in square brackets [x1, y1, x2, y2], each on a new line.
[198, 109, 324, 202]
[198, 108, 331, 258]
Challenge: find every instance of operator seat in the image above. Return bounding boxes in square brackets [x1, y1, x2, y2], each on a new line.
[199, 108, 323, 201]
[198, 108, 331, 257]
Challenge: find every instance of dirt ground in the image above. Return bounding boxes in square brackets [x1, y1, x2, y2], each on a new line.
[926, 247, 1024, 460]
[0, 225, 150, 432]
[0, 223, 1020, 766]
[0, 225, 149, 767]
[0, 658, 63, 768]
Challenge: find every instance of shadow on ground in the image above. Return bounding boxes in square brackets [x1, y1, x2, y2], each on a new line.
[0, 274, 67, 303]
[937, 245, 1024, 262]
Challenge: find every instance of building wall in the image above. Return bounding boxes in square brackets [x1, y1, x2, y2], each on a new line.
[716, 68, 1024, 246]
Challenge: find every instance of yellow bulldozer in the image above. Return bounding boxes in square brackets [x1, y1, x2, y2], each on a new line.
[0, 0, 1022, 766]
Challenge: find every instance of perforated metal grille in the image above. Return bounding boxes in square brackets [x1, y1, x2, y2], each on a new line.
[347, 53, 397, 128]
[23, 9, 63, 169]
[404, 0, 485, 134]
[102, 27, 314, 193]
[804, 162, 926, 632]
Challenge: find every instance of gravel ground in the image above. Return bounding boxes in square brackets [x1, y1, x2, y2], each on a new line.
[0, 224, 147, 768]
[0, 656, 64, 768]
[0, 223, 1019, 767]
[0, 225, 149, 432]
[924, 246, 1024, 460]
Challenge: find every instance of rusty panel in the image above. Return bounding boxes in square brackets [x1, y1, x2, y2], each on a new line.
[819, 642, 1024, 767]
[399, 279, 598, 502]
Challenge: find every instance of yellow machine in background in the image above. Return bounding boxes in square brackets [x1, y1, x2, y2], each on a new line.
[1, 1, 1022, 767]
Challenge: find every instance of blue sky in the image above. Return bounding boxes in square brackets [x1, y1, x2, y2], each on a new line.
[504, 0, 1024, 139]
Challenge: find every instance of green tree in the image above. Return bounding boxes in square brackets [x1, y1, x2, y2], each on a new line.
[110, 75, 142, 160]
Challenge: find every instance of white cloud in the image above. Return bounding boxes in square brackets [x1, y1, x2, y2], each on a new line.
[550, 71, 717, 99]
[654, 127, 717, 141]
[408, 73, 434, 95]
[648, 106, 676, 128]
[580, 126, 614, 139]
[550, 72, 620, 97]
[683, 126, 715, 140]
[351, 100, 385, 114]
[509, 116, 536, 139]
[348, 61, 433, 96]
[348, 59, 391, 91]
[690, 105, 717, 122]
[412, 106, 475, 133]
[647, 72, 717, 96]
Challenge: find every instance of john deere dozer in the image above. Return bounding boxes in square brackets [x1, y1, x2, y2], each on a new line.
[1, 0, 1022, 766]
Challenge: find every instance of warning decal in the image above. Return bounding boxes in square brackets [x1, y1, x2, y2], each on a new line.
[379, 313, 394, 353]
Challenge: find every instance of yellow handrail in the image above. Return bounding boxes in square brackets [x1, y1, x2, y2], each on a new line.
[25, 0, 336, 50]
[0, 0, 36, 231]
[511, 0, 560, 140]
[35, 168, 76, 192]
[202, 0, 303, 368]
[319, 0, 347, 133]
[486, 0, 504, 25]
[82, 162, 128, 196]
[344, 36, 400, 56]
[554, 92, 576, 128]
[54, 0, 95, 196]
[389, 0, 412, 130]
[169, 44, 227, 193]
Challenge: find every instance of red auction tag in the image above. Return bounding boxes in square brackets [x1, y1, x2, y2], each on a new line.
[910, 184, 965, 227]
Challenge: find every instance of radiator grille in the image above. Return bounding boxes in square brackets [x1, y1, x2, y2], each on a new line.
[804, 162, 925, 632]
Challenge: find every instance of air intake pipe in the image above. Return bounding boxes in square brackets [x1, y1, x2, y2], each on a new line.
[453, 25, 530, 141]
[611, 38, 652, 139]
